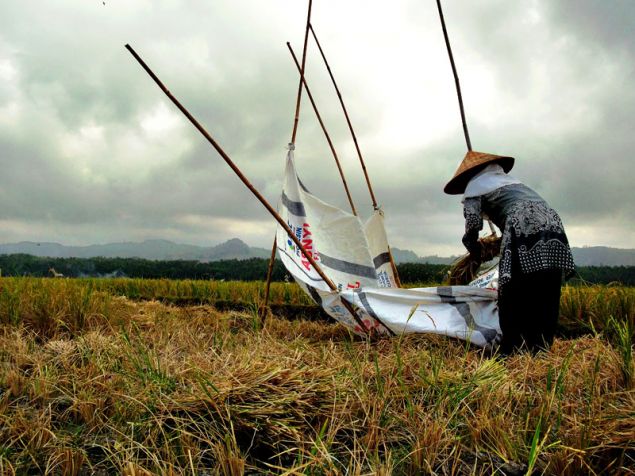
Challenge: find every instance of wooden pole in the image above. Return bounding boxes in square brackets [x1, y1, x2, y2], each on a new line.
[261, 233, 278, 322]
[264, 0, 313, 320]
[125, 45, 331, 287]
[309, 23, 378, 208]
[124, 44, 375, 334]
[436, 0, 472, 151]
[309, 24, 402, 288]
[387, 246, 402, 288]
[261, 249, 278, 322]
[290, 0, 313, 144]
[287, 42, 357, 216]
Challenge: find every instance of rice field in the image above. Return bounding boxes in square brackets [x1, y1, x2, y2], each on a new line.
[0, 277, 632, 337]
[0, 277, 633, 474]
[0, 277, 314, 307]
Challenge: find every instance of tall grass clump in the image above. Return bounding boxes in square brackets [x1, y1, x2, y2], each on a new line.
[559, 285, 634, 338]
[76, 277, 313, 306]
[0, 278, 114, 337]
[605, 316, 634, 389]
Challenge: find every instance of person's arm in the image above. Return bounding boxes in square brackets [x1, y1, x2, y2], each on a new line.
[462, 197, 483, 259]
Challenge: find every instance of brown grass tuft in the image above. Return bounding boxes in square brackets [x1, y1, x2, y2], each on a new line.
[446, 234, 502, 285]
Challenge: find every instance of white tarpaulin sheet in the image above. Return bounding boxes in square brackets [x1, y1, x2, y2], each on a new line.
[277, 149, 501, 347]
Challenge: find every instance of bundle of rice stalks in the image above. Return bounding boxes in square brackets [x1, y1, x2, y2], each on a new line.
[446, 233, 502, 285]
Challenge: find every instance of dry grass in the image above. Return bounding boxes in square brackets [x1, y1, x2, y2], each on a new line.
[446, 234, 502, 286]
[0, 283, 633, 474]
[1, 278, 633, 338]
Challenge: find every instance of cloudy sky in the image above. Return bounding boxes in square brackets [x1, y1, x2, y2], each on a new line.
[0, 0, 633, 256]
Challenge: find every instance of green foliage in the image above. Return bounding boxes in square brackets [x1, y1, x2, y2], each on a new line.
[396, 262, 449, 284]
[606, 316, 634, 388]
[1, 253, 635, 285]
[570, 265, 635, 286]
[0, 254, 288, 281]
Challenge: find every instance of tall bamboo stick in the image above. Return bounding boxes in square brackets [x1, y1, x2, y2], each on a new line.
[309, 23, 377, 208]
[263, 0, 314, 319]
[125, 44, 324, 280]
[290, 0, 313, 144]
[261, 232, 278, 321]
[436, 0, 472, 151]
[287, 42, 357, 216]
[309, 24, 403, 288]
[262, 242, 279, 321]
[124, 43, 374, 334]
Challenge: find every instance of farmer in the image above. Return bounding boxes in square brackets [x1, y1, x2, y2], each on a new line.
[444, 151, 575, 354]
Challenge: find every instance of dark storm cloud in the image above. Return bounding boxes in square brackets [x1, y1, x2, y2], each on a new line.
[545, 0, 635, 54]
[0, 1, 633, 253]
[0, 1, 307, 243]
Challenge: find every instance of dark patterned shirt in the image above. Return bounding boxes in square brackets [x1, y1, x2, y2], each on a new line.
[463, 184, 575, 285]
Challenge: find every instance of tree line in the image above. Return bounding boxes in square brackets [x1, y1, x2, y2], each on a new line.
[0, 253, 633, 285]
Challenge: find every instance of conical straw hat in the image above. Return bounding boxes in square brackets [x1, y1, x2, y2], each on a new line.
[444, 150, 515, 195]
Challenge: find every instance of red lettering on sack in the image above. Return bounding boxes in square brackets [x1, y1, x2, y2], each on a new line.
[354, 317, 382, 335]
[300, 222, 318, 271]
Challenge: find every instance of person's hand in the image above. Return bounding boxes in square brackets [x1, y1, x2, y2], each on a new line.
[468, 241, 482, 262]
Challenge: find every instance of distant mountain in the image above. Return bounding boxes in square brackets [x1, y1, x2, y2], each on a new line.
[392, 246, 635, 267]
[0, 238, 270, 261]
[391, 248, 457, 265]
[571, 246, 635, 267]
[389, 248, 423, 263]
[0, 239, 632, 267]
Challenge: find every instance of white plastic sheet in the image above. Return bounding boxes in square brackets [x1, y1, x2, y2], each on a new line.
[276, 149, 501, 346]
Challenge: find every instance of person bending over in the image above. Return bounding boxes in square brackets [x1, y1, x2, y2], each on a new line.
[444, 151, 575, 354]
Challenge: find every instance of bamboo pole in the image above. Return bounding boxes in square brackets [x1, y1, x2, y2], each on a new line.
[287, 42, 357, 216]
[125, 44, 327, 286]
[387, 246, 402, 288]
[261, 239, 278, 322]
[261, 233, 278, 320]
[436, 0, 472, 151]
[124, 43, 375, 334]
[263, 0, 313, 320]
[290, 0, 313, 144]
[309, 23, 377, 208]
[309, 24, 403, 288]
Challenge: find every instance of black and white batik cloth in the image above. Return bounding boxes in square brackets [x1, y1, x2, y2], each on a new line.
[463, 196, 575, 286]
